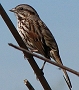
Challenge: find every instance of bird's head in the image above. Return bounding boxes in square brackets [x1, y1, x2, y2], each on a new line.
[10, 4, 39, 19]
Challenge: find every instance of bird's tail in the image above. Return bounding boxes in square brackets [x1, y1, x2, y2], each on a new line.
[62, 68, 72, 90]
[50, 50, 72, 90]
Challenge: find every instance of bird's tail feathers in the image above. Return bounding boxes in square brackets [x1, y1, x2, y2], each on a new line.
[50, 50, 72, 90]
[56, 57, 72, 90]
[63, 69, 72, 90]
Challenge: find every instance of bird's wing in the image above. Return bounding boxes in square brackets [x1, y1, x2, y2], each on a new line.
[38, 20, 58, 52]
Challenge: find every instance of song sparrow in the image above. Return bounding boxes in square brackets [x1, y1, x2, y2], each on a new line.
[10, 4, 72, 89]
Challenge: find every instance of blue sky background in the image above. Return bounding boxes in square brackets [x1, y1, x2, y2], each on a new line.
[0, 1, 79, 90]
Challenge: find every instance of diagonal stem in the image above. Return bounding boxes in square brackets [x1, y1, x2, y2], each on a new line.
[8, 43, 79, 77]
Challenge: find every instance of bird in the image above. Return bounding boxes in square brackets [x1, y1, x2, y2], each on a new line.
[10, 4, 72, 90]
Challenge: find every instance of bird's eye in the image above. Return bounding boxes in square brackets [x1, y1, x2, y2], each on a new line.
[20, 7, 23, 10]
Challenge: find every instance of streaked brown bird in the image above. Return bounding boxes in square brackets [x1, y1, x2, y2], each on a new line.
[10, 4, 72, 90]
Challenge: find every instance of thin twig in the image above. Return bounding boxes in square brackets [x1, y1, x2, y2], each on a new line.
[8, 43, 79, 76]
[24, 79, 35, 90]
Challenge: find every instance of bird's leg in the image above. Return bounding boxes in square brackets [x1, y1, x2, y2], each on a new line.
[23, 49, 38, 59]
[41, 61, 46, 71]
[25, 45, 38, 53]
[30, 49, 38, 52]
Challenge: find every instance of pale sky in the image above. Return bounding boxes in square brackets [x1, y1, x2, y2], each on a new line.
[0, 1, 79, 90]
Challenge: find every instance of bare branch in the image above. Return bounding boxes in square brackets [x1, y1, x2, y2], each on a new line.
[8, 43, 79, 77]
[24, 79, 35, 90]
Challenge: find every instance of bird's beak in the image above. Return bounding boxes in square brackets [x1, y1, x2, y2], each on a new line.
[9, 8, 16, 13]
